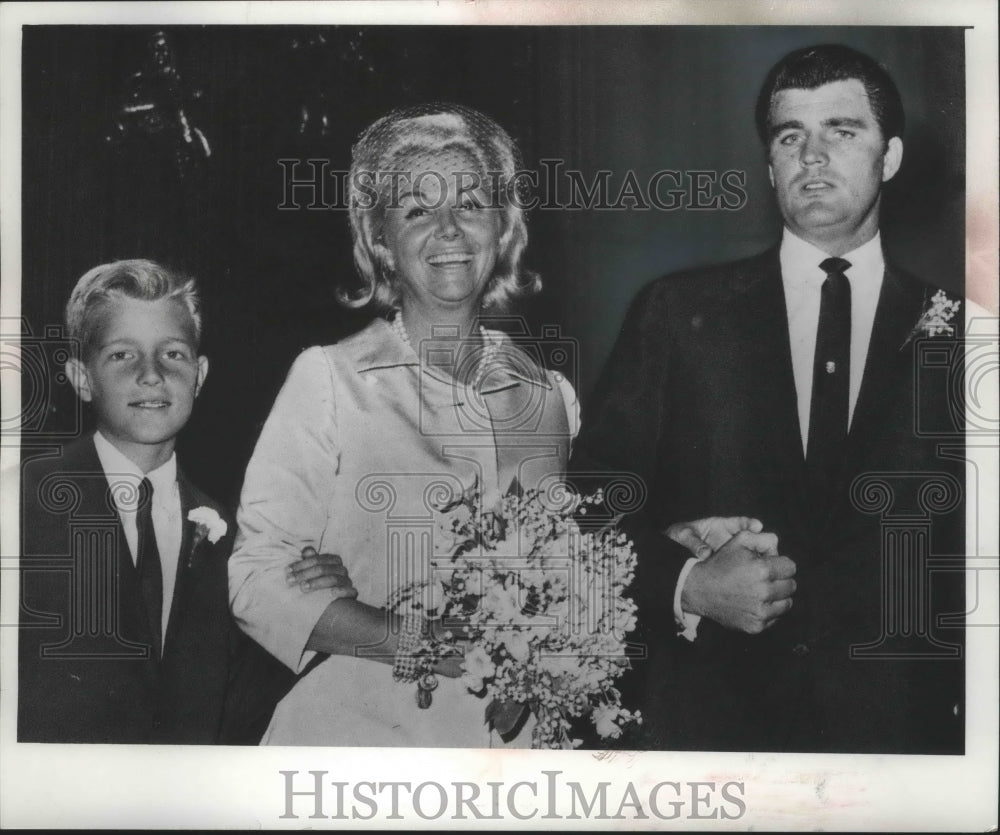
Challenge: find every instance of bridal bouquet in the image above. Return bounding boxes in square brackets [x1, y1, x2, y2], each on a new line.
[388, 486, 641, 749]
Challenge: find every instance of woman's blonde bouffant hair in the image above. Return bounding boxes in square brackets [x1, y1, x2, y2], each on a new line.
[340, 103, 539, 314]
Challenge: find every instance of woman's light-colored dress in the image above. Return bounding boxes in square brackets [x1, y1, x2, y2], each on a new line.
[229, 318, 578, 746]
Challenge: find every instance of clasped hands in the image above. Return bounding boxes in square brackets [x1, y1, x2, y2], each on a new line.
[668, 516, 797, 634]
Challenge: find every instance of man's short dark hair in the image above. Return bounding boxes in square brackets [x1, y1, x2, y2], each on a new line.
[755, 43, 905, 145]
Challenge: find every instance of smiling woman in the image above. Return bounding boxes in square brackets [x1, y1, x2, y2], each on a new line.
[228, 104, 578, 747]
[381, 150, 502, 315]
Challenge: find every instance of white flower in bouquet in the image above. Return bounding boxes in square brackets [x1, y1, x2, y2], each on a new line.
[482, 582, 522, 624]
[592, 703, 626, 740]
[538, 652, 579, 679]
[504, 630, 532, 663]
[461, 645, 496, 691]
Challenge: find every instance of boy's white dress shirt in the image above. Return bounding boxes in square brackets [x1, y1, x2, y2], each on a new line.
[93, 431, 182, 644]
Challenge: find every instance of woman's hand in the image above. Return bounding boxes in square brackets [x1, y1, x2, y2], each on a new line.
[286, 546, 358, 597]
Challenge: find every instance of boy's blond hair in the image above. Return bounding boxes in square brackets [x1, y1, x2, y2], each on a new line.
[65, 259, 202, 358]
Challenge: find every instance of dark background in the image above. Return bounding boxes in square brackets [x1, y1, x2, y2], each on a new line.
[20, 26, 965, 505]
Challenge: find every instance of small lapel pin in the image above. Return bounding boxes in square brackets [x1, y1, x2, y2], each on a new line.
[825, 361, 836, 374]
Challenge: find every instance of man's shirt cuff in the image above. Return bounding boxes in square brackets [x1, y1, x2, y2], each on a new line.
[673, 556, 704, 642]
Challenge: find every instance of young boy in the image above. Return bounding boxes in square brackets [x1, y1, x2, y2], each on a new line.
[18, 259, 352, 743]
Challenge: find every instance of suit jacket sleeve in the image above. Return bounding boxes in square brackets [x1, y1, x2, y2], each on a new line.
[571, 279, 691, 635]
[219, 620, 296, 744]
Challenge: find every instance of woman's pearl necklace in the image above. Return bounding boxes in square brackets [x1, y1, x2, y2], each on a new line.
[390, 311, 500, 390]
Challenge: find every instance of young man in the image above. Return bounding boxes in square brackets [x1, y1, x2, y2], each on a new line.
[18, 259, 353, 743]
[573, 44, 965, 753]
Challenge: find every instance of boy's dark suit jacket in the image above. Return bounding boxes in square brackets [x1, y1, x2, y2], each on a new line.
[18, 435, 293, 744]
[573, 248, 965, 754]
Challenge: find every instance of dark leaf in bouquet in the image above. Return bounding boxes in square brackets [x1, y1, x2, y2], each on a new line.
[480, 511, 506, 542]
[448, 537, 478, 558]
[486, 698, 529, 739]
[504, 476, 524, 499]
[458, 592, 480, 615]
[460, 475, 480, 505]
[435, 492, 469, 515]
[521, 588, 543, 618]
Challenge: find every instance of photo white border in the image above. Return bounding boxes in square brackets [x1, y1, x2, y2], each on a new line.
[1, 1, 996, 830]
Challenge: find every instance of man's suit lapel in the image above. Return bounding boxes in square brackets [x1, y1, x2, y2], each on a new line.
[731, 250, 812, 529]
[73, 437, 158, 662]
[163, 472, 214, 652]
[822, 263, 927, 525]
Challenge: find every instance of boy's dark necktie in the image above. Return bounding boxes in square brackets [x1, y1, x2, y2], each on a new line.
[136, 478, 163, 660]
[806, 257, 852, 505]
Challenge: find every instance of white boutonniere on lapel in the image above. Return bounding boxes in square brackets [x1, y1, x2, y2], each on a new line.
[902, 289, 962, 348]
[187, 506, 228, 559]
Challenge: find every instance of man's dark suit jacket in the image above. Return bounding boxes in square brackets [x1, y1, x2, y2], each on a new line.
[572, 248, 965, 754]
[18, 435, 293, 744]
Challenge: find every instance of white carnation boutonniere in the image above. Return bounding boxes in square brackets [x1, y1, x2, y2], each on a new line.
[187, 506, 228, 556]
[903, 289, 962, 348]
